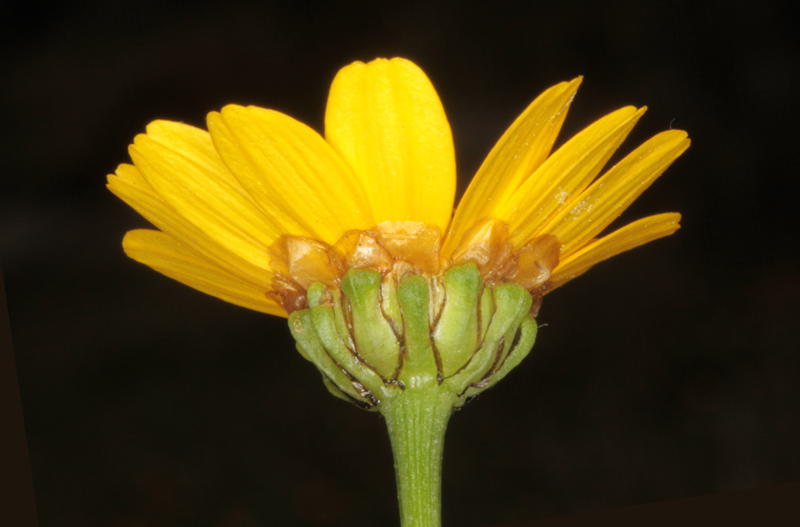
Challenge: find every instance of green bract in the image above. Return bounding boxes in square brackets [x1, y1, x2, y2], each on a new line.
[288, 262, 538, 410]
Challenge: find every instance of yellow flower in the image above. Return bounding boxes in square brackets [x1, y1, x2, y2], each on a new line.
[108, 58, 688, 318]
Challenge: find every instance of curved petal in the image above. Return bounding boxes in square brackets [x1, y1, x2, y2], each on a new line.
[129, 120, 280, 272]
[443, 78, 582, 257]
[499, 106, 647, 247]
[549, 212, 681, 290]
[123, 229, 285, 316]
[325, 57, 456, 232]
[207, 106, 374, 245]
[107, 163, 272, 288]
[543, 130, 690, 257]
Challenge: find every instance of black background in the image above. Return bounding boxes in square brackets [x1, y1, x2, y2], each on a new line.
[2, 1, 798, 526]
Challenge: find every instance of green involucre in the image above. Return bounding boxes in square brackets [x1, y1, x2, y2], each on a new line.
[288, 262, 538, 410]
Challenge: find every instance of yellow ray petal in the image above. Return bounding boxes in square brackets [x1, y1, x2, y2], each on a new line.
[129, 121, 281, 272]
[107, 163, 272, 288]
[325, 57, 456, 232]
[123, 229, 285, 316]
[443, 78, 582, 257]
[544, 130, 690, 257]
[549, 212, 681, 290]
[207, 105, 374, 246]
[500, 106, 647, 247]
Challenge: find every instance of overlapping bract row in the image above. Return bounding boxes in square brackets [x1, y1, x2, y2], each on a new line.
[289, 263, 538, 408]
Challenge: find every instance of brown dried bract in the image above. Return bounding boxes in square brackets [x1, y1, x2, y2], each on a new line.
[330, 230, 394, 273]
[268, 219, 561, 315]
[371, 221, 443, 275]
[448, 218, 561, 294]
[449, 218, 515, 282]
[506, 234, 560, 290]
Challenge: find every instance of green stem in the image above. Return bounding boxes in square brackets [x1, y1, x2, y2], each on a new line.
[381, 389, 456, 527]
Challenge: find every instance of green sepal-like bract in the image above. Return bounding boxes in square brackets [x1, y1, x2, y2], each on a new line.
[288, 262, 538, 410]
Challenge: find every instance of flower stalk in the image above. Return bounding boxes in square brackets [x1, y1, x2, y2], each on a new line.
[383, 388, 455, 527]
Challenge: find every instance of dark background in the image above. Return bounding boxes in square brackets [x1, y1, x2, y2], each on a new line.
[2, 1, 798, 526]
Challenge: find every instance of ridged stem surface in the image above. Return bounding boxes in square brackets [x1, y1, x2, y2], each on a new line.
[381, 389, 455, 527]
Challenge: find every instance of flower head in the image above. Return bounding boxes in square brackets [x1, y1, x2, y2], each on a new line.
[108, 58, 688, 319]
